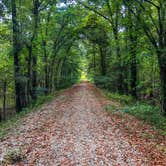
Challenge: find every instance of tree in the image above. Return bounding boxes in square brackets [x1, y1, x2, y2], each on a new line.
[124, 0, 166, 114]
[11, 0, 27, 112]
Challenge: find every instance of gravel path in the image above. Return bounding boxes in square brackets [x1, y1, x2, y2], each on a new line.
[0, 82, 165, 165]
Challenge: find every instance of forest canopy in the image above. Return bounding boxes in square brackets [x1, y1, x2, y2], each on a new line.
[0, 0, 166, 120]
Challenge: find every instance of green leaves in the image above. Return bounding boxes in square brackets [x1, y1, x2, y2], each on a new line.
[121, 103, 166, 134]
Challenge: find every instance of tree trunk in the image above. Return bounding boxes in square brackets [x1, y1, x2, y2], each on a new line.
[32, 55, 37, 100]
[27, 45, 32, 103]
[49, 57, 58, 91]
[99, 47, 106, 76]
[31, 0, 39, 100]
[11, 0, 27, 112]
[93, 44, 96, 69]
[115, 33, 123, 93]
[158, 51, 166, 115]
[130, 52, 137, 98]
[161, 69, 166, 115]
[129, 32, 137, 98]
[56, 60, 64, 89]
[43, 40, 49, 94]
[2, 81, 7, 120]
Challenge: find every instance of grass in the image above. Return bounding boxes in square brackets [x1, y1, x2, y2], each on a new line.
[103, 90, 166, 135]
[0, 93, 56, 140]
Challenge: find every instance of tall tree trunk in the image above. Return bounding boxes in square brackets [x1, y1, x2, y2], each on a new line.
[161, 69, 166, 115]
[157, 51, 166, 115]
[128, 10, 137, 98]
[99, 46, 106, 76]
[31, 0, 39, 100]
[56, 60, 64, 89]
[11, 0, 27, 112]
[49, 56, 58, 91]
[124, 33, 129, 95]
[130, 48, 137, 98]
[108, 0, 123, 93]
[2, 80, 7, 120]
[32, 54, 37, 100]
[27, 45, 32, 103]
[114, 32, 123, 93]
[157, 2, 166, 114]
[93, 44, 96, 69]
[43, 11, 51, 93]
[43, 40, 49, 94]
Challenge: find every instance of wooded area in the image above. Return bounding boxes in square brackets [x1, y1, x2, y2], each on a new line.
[0, 0, 166, 120]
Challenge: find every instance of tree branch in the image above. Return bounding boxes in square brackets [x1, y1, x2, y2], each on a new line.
[144, 0, 159, 9]
[77, 0, 112, 25]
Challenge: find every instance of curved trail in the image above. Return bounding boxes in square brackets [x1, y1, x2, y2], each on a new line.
[0, 82, 165, 165]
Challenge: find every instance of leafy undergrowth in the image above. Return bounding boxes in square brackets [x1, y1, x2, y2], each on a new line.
[104, 106, 166, 161]
[102, 92, 166, 163]
[122, 104, 166, 135]
[103, 90, 166, 135]
[0, 148, 25, 165]
[102, 90, 134, 105]
[0, 93, 57, 140]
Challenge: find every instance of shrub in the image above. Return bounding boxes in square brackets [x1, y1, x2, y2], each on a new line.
[104, 91, 133, 105]
[93, 75, 111, 89]
[1, 149, 25, 164]
[103, 89, 166, 135]
[121, 104, 166, 134]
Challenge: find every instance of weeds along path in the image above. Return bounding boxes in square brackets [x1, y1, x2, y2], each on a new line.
[0, 82, 166, 165]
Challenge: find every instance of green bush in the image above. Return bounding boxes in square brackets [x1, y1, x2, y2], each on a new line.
[121, 104, 166, 134]
[104, 90, 133, 105]
[1, 149, 25, 164]
[32, 95, 53, 107]
[93, 75, 112, 89]
[104, 104, 117, 112]
[57, 76, 79, 89]
[103, 90, 166, 135]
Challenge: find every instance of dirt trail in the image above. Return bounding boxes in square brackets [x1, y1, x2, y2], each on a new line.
[0, 82, 166, 165]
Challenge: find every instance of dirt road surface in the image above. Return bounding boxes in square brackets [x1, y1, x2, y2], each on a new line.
[0, 82, 166, 165]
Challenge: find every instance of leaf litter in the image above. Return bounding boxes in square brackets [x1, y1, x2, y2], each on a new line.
[0, 82, 165, 165]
